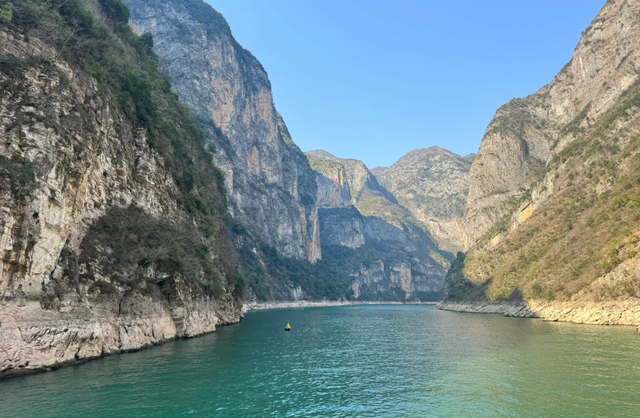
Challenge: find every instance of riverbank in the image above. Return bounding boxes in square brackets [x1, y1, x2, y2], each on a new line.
[437, 300, 640, 327]
[0, 294, 243, 379]
[243, 300, 437, 312]
[0, 299, 436, 379]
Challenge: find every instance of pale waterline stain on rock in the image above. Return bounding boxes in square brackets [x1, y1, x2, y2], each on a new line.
[0, 1, 242, 378]
[437, 300, 640, 328]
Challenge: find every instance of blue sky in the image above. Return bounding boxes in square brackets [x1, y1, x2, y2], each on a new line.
[206, 0, 605, 168]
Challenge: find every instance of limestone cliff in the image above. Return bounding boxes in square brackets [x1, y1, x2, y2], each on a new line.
[124, 0, 321, 265]
[307, 151, 447, 301]
[375, 147, 472, 253]
[445, 0, 640, 315]
[464, 0, 640, 248]
[0, 0, 241, 377]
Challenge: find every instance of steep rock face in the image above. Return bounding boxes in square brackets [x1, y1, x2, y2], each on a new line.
[318, 207, 365, 249]
[307, 150, 398, 210]
[464, 0, 640, 248]
[0, 1, 241, 377]
[125, 0, 321, 263]
[376, 147, 471, 253]
[319, 208, 446, 301]
[444, 0, 640, 313]
[308, 152, 447, 300]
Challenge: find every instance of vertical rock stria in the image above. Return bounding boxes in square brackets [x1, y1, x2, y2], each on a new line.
[124, 0, 321, 264]
[0, 0, 242, 377]
[307, 151, 448, 301]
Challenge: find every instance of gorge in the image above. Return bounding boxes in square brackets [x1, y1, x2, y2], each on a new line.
[0, 0, 639, 384]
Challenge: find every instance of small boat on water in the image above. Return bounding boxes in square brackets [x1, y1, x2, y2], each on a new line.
[285, 322, 291, 331]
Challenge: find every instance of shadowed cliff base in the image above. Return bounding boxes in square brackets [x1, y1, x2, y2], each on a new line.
[304, 150, 451, 301]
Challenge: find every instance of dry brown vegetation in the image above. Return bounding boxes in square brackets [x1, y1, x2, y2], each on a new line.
[453, 82, 640, 303]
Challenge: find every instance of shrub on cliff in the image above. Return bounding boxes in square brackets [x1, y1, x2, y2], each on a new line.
[0, 156, 37, 200]
[78, 206, 235, 298]
[3, 0, 242, 293]
[0, 2, 12, 22]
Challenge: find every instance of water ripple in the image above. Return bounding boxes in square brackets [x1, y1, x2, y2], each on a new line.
[1, 305, 639, 417]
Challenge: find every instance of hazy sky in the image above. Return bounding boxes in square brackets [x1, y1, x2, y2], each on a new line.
[207, 0, 605, 168]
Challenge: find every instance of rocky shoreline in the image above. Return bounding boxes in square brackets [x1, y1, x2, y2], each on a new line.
[1, 299, 436, 379]
[0, 294, 243, 379]
[437, 300, 640, 327]
[243, 300, 437, 312]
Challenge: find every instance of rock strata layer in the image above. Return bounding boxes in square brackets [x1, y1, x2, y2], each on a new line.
[0, 1, 241, 377]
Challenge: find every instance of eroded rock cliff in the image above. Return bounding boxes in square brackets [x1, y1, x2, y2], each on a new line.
[445, 0, 640, 318]
[375, 147, 472, 253]
[464, 0, 640, 248]
[307, 151, 447, 301]
[0, 0, 241, 377]
[124, 0, 321, 265]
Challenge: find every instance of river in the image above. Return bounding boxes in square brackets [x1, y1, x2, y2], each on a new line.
[1, 305, 639, 417]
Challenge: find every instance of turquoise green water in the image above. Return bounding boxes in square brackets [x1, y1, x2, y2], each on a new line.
[1, 305, 639, 417]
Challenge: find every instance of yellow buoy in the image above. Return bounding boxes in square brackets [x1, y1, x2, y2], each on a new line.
[285, 322, 291, 331]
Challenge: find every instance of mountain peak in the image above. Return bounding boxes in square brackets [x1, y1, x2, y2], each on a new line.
[375, 146, 472, 252]
[305, 149, 339, 160]
[370, 166, 389, 177]
[390, 147, 470, 170]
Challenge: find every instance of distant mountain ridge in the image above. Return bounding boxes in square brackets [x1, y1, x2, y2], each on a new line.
[306, 150, 448, 300]
[374, 147, 472, 253]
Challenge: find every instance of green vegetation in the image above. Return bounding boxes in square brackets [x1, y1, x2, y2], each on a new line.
[356, 188, 414, 230]
[307, 155, 343, 177]
[0, 0, 242, 297]
[560, 102, 592, 137]
[98, 0, 128, 23]
[449, 78, 640, 303]
[237, 210, 444, 301]
[443, 252, 491, 301]
[0, 156, 37, 200]
[239, 240, 442, 302]
[78, 206, 240, 297]
[237, 241, 354, 301]
[0, 1, 12, 22]
[613, 194, 629, 209]
[5, 0, 229, 233]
